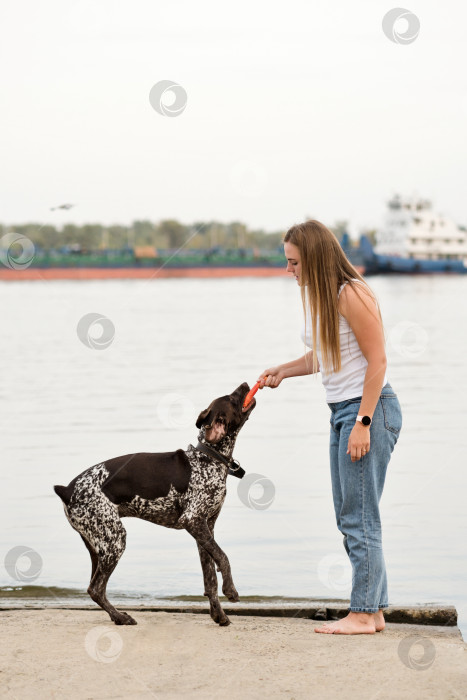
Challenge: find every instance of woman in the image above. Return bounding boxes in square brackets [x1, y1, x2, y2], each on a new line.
[257, 220, 402, 635]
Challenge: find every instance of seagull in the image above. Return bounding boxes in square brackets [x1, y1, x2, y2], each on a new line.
[50, 203, 75, 211]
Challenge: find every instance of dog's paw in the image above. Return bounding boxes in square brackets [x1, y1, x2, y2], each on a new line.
[209, 601, 225, 624]
[114, 612, 137, 625]
[222, 584, 239, 602]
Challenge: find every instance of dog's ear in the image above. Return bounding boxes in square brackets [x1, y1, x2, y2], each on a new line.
[196, 404, 213, 429]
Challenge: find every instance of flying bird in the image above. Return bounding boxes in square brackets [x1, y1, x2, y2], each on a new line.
[50, 203, 75, 211]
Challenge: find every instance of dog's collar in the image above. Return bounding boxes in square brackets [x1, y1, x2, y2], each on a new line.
[193, 441, 245, 479]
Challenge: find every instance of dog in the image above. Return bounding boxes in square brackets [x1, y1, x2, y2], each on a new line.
[54, 382, 256, 626]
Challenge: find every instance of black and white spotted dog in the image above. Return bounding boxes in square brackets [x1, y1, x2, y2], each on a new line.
[54, 382, 256, 627]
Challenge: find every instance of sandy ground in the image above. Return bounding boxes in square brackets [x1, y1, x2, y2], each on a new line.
[1, 610, 466, 699]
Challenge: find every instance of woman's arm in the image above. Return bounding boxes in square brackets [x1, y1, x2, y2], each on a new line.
[339, 284, 387, 416]
[339, 284, 387, 460]
[257, 351, 319, 389]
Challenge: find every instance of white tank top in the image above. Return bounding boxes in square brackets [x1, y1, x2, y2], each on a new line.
[300, 279, 388, 402]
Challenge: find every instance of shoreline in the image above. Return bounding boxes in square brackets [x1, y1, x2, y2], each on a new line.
[0, 264, 364, 281]
[0, 602, 459, 628]
[0, 267, 290, 281]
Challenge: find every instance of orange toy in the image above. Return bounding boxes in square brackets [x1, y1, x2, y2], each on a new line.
[243, 378, 267, 408]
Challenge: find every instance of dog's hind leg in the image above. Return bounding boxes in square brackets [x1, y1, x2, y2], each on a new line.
[79, 534, 99, 582]
[196, 515, 230, 626]
[67, 497, 136, 626]
[86, 521, 137, 626]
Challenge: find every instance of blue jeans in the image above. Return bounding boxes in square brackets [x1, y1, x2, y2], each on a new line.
[328, 383, 402, 613]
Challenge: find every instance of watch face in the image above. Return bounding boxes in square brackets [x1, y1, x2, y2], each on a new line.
[362, 416, 371, 426]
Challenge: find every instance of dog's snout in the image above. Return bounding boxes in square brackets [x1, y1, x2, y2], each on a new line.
[234, 382, 250, 397]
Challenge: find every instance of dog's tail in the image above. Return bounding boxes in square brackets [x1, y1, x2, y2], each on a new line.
[54, 484, 72, 506]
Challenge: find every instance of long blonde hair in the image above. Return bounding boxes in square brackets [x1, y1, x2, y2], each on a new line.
[283, 220, 383, 374]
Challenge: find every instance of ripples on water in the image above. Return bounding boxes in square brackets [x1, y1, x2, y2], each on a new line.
[1, 275, 467, 635]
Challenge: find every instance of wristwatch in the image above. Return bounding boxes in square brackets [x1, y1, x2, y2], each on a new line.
[356, 415, 372, 427]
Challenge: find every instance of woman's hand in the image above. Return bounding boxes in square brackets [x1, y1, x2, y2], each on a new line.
[257, 366, 285, 389]
[347, 424, 371, 462]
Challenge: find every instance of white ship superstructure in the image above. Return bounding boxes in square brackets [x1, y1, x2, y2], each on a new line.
[375, 195, 467, 262]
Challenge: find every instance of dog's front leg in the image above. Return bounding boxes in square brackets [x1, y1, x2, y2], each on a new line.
[182, 515, 239, 616]
[196, 542, 231, 626]
[195, 515, 230, 625]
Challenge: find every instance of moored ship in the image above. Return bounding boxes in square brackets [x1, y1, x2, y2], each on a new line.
[370, 195, 467, 274]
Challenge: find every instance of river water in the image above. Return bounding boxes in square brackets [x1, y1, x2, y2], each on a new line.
[1, 274, 467, 637]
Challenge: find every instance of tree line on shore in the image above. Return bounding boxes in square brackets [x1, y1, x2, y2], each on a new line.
[0, 219, 362, 251]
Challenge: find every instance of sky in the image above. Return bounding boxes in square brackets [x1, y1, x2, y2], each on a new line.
[1, 0, 466, 238]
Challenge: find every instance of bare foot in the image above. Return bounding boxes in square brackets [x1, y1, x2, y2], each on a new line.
[374, 610, 385, 632]
[315, 611, 376, 635]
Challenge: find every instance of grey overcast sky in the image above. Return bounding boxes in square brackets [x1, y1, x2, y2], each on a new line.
[1, 0, 466, 237]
